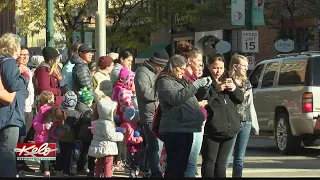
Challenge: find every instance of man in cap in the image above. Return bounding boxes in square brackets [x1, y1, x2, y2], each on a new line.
[71, 44, 95, 93]
[134, 49, 169, 177]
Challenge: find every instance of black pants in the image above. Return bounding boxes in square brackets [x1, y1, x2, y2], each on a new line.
[201, 135, 235, 178]
[161, 132, 193, 178]
[56, 142, 74, 174]
[115, 140, 127, 162]
[77, 141, 95, 171]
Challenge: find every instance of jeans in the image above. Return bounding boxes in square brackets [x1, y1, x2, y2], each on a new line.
[161, 132, 193, 178]
[184, 126, 204, 177]
[226, 121, 252, 178]
[0, 126, 19, 177]
[143, 123, 163, 176]
[201, 135, 235, 178]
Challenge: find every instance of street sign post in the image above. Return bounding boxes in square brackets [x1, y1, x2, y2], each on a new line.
[242, 30, 259, 53]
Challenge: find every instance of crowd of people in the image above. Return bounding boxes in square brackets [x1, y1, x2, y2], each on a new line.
[0, 32, 259, 178]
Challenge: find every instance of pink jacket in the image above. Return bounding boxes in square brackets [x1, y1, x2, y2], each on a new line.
[33, 105, 52, 143]
[120, 122, 143, 153]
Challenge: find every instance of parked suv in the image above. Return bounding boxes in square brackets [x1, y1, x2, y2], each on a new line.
[249, 52, 320, 155]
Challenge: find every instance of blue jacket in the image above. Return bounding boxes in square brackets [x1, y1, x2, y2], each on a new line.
[0, 56, 28, 129]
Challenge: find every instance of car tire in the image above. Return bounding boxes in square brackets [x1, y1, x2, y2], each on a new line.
[275, 113, 301, 155]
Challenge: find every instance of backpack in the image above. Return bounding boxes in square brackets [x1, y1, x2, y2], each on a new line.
[152, 105, 162, 140]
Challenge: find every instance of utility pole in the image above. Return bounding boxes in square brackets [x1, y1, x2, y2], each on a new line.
[95, 0, 107, 61]
[46, 0, 54, 47]
[246, 0, 254, 30]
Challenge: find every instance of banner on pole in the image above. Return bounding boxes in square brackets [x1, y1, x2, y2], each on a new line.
[252, 0, 265, 26]
[231, 0, 245, 26]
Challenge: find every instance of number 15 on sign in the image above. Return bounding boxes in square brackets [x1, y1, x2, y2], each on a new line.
[242, 30, 259, 53]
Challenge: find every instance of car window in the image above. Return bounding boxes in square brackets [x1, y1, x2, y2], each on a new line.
[249, 64, 264, 88]
[278, 59, 307, 86]
[261, 62, 279, 88]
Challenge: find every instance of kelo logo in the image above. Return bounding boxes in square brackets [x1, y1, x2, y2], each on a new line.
[254, 0, 263, 7]
[14, 143, 57, 162]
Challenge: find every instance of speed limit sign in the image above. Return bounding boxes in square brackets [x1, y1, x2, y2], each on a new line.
[242, 30, 259, 53]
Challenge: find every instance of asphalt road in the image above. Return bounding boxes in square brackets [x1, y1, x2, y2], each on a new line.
[20, 135, 320, 178]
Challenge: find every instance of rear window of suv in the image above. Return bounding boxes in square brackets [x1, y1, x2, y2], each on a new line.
[309, 56, 320, 85]
[278, 59, 307, 86]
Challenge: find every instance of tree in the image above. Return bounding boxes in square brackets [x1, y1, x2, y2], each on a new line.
[265, 0, 320, 52]
[15, 0, 89, 47]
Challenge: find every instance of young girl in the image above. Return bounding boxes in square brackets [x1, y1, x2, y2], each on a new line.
[225, 54, 259, 178]
[121, 107, 143, 178]
[32, 90, 67, 177]
[88, 97, 124, 177]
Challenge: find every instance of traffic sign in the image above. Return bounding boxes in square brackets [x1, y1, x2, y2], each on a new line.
[246, 56, 256, 70]
[242, 30, 259, 53]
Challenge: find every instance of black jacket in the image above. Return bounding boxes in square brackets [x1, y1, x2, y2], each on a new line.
[75, 102, 93, 143]
[203, 66, 244, 138]
[71, 55, 93, 92]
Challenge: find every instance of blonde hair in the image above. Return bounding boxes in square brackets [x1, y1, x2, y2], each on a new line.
[46, 56, 62, 80]
[229, 54, 248, 85]
[0, 33, 21, 57]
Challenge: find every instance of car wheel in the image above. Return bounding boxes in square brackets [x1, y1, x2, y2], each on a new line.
[275, 113, 301, 155]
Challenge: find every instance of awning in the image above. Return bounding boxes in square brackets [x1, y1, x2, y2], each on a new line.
[135, 44, 169, 64]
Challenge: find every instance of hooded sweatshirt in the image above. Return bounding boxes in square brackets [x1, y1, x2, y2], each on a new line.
[110, 63, 123, 86]
[88, 98, 124, 158]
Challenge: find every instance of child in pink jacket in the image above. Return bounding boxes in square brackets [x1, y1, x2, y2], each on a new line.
[120, 107, 143, 178]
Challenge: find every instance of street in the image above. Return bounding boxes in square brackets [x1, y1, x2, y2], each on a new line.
[20, 135, 320, 178]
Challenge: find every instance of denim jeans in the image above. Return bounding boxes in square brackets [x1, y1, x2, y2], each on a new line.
[226, 121, 252, 178]
[184, 126, 204, 177]
[0, 126, 19, 177]
[143, 123, 163, 177]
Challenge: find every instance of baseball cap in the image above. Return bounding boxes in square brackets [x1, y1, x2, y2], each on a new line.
[78, 44, 96, 53]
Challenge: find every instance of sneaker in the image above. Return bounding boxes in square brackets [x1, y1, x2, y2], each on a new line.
[136, 171, 145, 178]
[113, 165, 124, 172]
[43, 171, 50, 177]
[17, 163, 36, 172]
[77, 168, 90, 175]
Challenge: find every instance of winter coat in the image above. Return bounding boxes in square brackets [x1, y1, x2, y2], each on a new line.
[88, 98, 124, 157]
[202, 66, 244, 138]
[71, 55, 93, 92]
[34, 62, 63, 106]
[134, 61, 158, 124]
[0, 56, 28, 129]
[156, 74, 204, 133]
[33, 105, 53, 143]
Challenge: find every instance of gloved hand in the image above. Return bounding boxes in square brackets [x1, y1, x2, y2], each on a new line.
[45, 122, 52, 130]
[115, 127, 126, 133]
[134, 130, 140, 137]
[192, 77, 212, 89]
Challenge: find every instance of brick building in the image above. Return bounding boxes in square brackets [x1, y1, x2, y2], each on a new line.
[150, 6, 320, 67]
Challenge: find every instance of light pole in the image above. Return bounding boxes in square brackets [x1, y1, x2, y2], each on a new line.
[95, 0, 107, 61]
[46, 0, 54, 47]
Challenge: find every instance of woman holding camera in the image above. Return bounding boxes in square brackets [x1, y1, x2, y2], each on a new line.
[201, 53, 244, 178]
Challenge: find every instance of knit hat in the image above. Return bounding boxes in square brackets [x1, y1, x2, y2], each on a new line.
[108, 52, 119, 60]
[124, 107, 139, 122]
[42, 47, 60, 61]
[61, 91, 78, 109]
[79, 87, 94, 105]
[149, 49, 169, 66]
[98, 56, 113, 69]
[118, 66, 130, 80]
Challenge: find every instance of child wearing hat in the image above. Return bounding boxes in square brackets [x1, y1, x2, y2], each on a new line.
[120, 107, 143, 178]
[75, 87, 96, 175]
[56, 91, 83, 176]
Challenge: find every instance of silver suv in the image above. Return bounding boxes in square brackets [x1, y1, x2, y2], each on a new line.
[249, 52, 320, 155]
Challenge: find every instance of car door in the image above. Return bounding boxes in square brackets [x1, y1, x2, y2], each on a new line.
[249, 64, 266, 130]
[259, 62, 280, 130]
